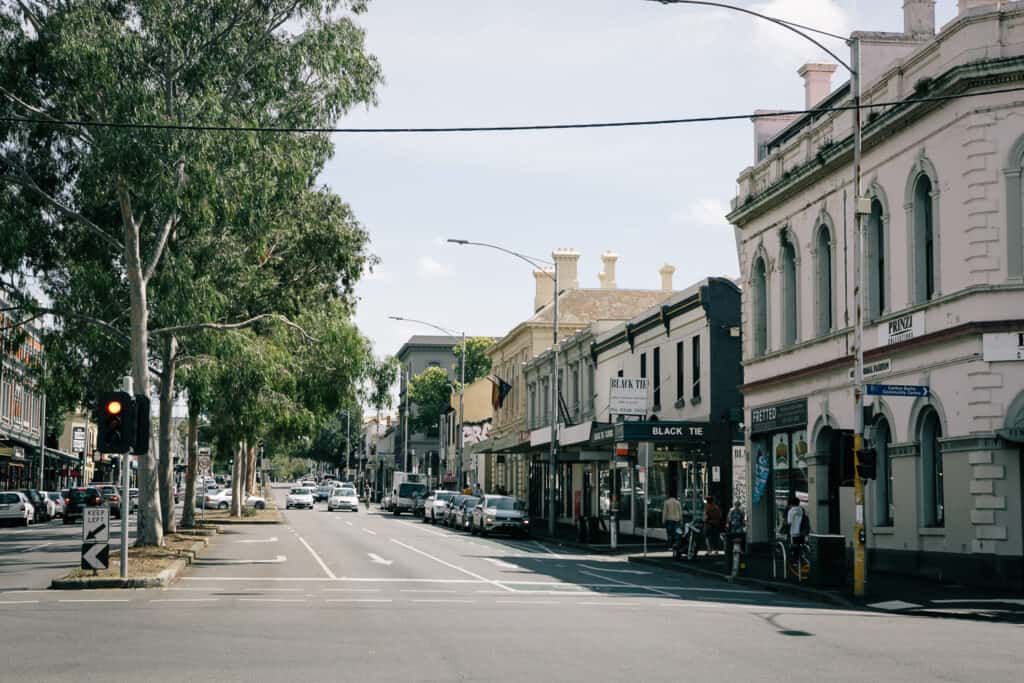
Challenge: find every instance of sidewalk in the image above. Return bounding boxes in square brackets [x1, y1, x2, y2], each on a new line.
[528, 520, 652, 555]
[628, 545, 1024, 622]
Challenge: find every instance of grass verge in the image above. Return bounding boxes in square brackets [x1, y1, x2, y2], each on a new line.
[62, 533, 206, 580]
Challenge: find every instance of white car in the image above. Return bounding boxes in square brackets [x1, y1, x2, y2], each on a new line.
[42, 491, 63, 518]
[326, 487, 359, 512]
[0, 491, 34, 526]
[286, 487, 315, 510]
[202, 489, 267, 510]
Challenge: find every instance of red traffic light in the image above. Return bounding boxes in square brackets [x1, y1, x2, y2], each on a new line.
[106, 400, 123, 415]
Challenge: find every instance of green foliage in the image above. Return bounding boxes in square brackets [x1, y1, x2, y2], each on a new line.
[407, 366, 453, 435]
[366, 355, 399, 412]
[452, 336, 495, 385]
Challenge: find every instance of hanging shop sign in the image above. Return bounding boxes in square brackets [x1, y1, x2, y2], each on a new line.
[609, 377, 649, 416]
[750, 398, 807, 435]
[72, 426, 87, 454]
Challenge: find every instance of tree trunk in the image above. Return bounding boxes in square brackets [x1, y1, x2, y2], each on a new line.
[158, 335, 178, 534]
[246, 443, 257, 496]
[181, 402, 199, 528]
[238, 438, 249, 507]
[230, 441, 243, 516]
[120, 177, 162, 547]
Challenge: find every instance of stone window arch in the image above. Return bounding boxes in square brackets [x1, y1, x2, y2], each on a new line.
[872, 416, 894, 526]
[750, 251, 769, 356]
[917, 407, 944, 528]
[866, 182, 890, 320]
[812, 217, 835, 336]
[1003, 136, 1024, 279]
[778, 229, 800, 348]
[905, 156, 941, 304]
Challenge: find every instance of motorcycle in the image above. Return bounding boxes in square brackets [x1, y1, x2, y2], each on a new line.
[672, 517, 705, 561]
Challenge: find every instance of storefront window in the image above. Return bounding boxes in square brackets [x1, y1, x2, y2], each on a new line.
[766, 429, 809, 536]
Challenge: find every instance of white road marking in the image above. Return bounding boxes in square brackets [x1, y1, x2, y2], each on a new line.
[362, 528, 377, 536]
[345, 521, 354, 527]
[868, 600, 923, 611]
[931, 598, 1024, 606]
[195, 555, 286, 565]
[410, 524, 449, 538]
[236, 537, 278, 544]
[495, 599, 561, 605]
[482, 557, 519, 570]
[579, 570, 677, 598]
[326, 599, 392, 603]
[532, 540, 563, 559]
[165, 587, 224, 591]
[296, 534, 337, 580]
[390, 538, 516, 593]
[237, 598, 306, 603]
[399, 589, 457, 594]
[410, 599, 475, 604]
[579, 564, 651, 575]
[238, 588, 303, 592]
[323, 588, 383, 593]
[150, 598, 219, 603]
[578, 601, 636, 606]
[59, 599, 130, 603]
[0, 600, 40, 605]
[368, 553, 393, 566]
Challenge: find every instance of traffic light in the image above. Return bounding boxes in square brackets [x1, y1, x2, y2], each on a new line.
[133, 394, 150, 454]
[97, 391, 135, 454]
[857, 447, 877, 480]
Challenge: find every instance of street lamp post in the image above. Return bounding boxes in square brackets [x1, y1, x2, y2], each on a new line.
[388, 316, 466, 490]
[651, 0, 867, 596]
[448, 239, 560, 537]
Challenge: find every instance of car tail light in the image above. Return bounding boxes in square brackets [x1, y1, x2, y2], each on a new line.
[64, 498, 71, 505]
[111, 495, 120, 502]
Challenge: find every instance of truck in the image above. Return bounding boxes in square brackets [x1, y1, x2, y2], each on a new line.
[390, 472, 428, 516]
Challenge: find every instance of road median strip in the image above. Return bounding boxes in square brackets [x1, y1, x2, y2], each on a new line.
[50, 531, 216, 590]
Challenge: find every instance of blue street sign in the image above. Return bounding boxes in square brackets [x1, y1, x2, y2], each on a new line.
[866, 383, 930, 398]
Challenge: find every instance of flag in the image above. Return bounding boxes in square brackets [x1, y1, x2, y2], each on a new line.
[488, 375, 512, 410]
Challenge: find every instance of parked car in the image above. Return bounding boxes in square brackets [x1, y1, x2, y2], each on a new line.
[285, 487, 315, 510]
[444, 494, 469, 527]
[0, 491, 34, 526]
[45, 491, 65, 518]
[452, 496, 479, 532]
[380, 493, 392, 511]
[471, 495, 529, 537]
[300, 479, 317, 490]
[37, 491, 58, 519]
[63, 487, 104, 524]
[424, 490, 455, 524]
[19, 489, 50, 523]
[92, 484, 122, 519]
[202, 489, 267, 509]
[129, 488, 139, 512]
[326, 487, 359, 512]
[314, 483, 333, 502]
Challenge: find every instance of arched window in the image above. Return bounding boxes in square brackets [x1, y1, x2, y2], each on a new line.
[912, 173, 936, 303]
[780, 235, 798, 347]
[752, 257, 768, 356]
[1003, 137, 1024, 279]
[867, 197, 887, 320]
[814, 223, 833, 336]
[873, 417, 893, 526]
[919, 409, 944, 527]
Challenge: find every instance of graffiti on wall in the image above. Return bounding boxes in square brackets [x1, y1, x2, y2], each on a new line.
[462, 420, 492, 445]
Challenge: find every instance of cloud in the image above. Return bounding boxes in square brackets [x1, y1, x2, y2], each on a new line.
[751, 0, 851, 68]
[674, 197, 731, 227]
[417, 256, 452, 277]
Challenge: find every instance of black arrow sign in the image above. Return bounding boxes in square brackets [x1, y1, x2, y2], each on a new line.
[85, 523, 106, 541]
[81, 543, 109, 570]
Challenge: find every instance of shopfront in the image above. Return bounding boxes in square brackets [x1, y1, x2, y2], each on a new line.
[749, 398, 809, 541]
[0, 444, 30, 489]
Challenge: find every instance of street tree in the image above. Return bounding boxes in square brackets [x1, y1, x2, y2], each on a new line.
[408, 366, 453, 435]
[0, 1, 382, 545]
[452, 337, 496, 385]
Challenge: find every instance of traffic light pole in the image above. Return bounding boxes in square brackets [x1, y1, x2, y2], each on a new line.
[851, 37, 868, 598]
[120, 375, 132, 579]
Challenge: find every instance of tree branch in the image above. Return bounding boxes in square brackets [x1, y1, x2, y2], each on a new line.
[151, 313, 317, 342]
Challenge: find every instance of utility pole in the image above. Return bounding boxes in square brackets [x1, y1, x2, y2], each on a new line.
[403, 367, 410, 472]
[120, 375, 132, 580]
[850, 36, 868, 598]
[548, 259, 559, 537]
[37, 389, 46, 490]
[457, 331, 466, 490]
[345, 410, 351, 482]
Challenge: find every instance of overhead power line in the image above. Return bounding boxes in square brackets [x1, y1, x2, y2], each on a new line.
[2, 85, 1023, 135]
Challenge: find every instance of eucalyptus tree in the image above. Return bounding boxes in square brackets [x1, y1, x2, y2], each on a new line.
[0, 1, 382, 544]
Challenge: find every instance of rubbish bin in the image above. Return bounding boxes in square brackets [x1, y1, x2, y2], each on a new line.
[808, 534, 845, 588]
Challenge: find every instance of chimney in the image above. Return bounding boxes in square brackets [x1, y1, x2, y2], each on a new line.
[551, 248, 580, 291]
[533, 268, 555, 312]
[904, 0, 935, 37]
[598, 251, 618, 289]
[659, 264, 675, 292]
[752, 110, 800, 162]
[798, 62, 837, 109]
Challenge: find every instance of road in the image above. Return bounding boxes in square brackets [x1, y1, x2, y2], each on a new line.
[1, 485, 1021, 682]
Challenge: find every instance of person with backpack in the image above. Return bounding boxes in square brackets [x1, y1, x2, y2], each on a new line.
[785, 495, 810, 571]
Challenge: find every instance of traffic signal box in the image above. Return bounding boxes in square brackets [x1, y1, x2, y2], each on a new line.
[96, 391, 149, 454]
[857, 447, 877, 480]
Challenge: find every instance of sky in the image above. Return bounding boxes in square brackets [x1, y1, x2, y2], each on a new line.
[323, 0, 960, 360]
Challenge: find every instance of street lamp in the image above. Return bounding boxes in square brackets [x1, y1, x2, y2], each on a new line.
[447, 239, 560, 537]
[650, 0, 869, 597]
[388, 316, 466, 490]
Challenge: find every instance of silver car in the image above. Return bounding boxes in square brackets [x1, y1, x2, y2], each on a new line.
[471, 495, 530, 537]
[327, 487, 359, 512]
[424, 490, 456, 524]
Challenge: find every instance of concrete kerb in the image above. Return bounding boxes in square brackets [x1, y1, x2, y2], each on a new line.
[628, 555, 857, 609]
[49, 538, 210, 590]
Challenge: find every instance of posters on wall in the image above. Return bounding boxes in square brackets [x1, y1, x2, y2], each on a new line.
[752, 443, 770, 504]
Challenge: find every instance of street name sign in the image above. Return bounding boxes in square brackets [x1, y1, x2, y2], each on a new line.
[866, 383, 930, 398]
[81, 542, 109, 571]
[83, 507, 109, 543]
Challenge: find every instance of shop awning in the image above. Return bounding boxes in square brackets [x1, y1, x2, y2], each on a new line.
[530, 421, 604, 448]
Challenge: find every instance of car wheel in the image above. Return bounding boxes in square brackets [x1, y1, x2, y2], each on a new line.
[480, 529, 488, 538]
[22, 516, 30, 527]
[470, 524, 478, 536]
[218, 502, 229, 510]
[255, 502, 266, 510]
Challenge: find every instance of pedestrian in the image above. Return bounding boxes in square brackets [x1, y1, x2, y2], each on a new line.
[784, 495, 809, 569]
[473, 482, 483, 497]
[703, 495, 722, 551]
[662, 492, 682, 550]
[727, 499, 745, 535]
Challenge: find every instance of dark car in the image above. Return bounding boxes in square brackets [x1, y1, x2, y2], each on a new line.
[93, 484, 122, 519]
[63, 487, 104, 524]
[444, 494, 469, 528]
[19, 489, 50, 523]
[452, 496, 480, 532]
[471, 495, 530, 537]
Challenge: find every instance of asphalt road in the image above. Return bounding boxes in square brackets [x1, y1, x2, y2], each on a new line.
[2, 485, 1022, 682]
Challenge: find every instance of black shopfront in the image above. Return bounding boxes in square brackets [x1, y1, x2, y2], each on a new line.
[749, 398, 809, 539]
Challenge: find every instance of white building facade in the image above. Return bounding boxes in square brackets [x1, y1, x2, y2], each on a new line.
[730, 1, 1024, 590]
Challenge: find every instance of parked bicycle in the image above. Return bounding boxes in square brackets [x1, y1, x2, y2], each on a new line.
[771, 536, 811, 583]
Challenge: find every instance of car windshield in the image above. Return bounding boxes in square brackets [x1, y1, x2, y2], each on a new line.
[47, 492, 61, 501]
[488, 497, 522, 510]
[68, 489, 91, 501]
[0, 493, 19, 504]
[291, 488, 311, 495]
[462, 497, 480, 507]
[398, 483, 427, 498]
[339, 488, 356, 496]
[436, 492, 454, 502]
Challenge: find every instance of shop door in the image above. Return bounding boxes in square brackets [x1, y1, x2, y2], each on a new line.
[825, 430, 854, 535]
[528, 461, 544, 518]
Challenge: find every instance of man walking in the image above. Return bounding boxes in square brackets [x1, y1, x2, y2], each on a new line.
[662, 492, 682, 550]
[703, 495, 722, 551]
